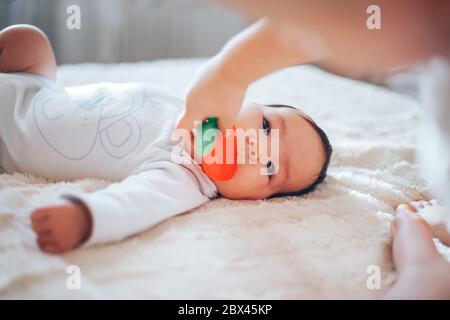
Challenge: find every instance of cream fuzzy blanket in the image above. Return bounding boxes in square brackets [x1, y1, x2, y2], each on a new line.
[1, 60, 448, 299]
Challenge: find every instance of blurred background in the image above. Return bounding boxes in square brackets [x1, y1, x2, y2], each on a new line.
[0, 0, 251, 64]
[0, 0, 418, 96]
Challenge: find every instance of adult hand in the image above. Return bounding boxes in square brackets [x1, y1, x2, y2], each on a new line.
[385, 205, 450, 299]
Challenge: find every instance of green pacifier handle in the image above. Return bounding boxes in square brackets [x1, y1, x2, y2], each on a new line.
[194, 117, 220, 157]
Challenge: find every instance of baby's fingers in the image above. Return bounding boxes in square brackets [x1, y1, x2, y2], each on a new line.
[35, 230, 61, 252]
[31, 208, 50, 223]
[31, 212, 51, 234]
[39, 243, 61, 254]
[31, 220, 50, 232]
[36, 231, 58, 252]
[36, 230, 53, 243]
[36, 231, 65, 254]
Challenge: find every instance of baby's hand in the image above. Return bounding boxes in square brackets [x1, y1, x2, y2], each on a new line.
[31, 201, 92, 254]
[177, 57, 246, 132]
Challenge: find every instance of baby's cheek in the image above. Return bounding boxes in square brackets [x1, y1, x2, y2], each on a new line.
[235, 163, 265, 188]
[216, 165, 269, 200]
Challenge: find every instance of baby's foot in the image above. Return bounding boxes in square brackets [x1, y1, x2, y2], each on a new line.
[30, 201, 92, 254]
[397, 200, 450, 246]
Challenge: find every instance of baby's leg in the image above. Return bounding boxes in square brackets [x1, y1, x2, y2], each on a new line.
[0, 24, 56, 80]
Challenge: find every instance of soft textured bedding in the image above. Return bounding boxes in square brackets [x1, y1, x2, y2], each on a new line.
[0, 59, 448, 299]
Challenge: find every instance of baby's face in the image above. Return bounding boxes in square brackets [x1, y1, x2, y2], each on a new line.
[214, 102, 325, 200]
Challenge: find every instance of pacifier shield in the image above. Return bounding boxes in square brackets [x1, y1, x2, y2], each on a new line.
[194, 117, 237, 181]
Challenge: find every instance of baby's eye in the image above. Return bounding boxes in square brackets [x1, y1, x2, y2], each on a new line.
[266, 160, 276, 179]
[262, 116, 271, 135]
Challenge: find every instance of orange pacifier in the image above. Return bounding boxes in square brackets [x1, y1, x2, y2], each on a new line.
[194, 117, 237, 181]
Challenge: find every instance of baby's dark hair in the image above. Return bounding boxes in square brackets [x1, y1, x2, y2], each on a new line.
[266, 104, 332, 198]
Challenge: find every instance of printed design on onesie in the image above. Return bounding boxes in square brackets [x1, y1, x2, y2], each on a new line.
[32, 85, 147, 160]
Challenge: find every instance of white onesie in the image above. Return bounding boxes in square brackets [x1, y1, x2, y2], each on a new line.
[0, 72, 217, 246]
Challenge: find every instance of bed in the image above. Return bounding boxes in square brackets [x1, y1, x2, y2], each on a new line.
[0, 59, 448, 299]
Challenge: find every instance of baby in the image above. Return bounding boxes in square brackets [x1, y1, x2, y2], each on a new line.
[0, 25, 332, 253]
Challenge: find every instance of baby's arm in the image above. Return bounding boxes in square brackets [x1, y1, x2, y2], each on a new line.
[0, 24, 56, 80]
[178, 19, 319, 131]
[31, 164, 210, 253]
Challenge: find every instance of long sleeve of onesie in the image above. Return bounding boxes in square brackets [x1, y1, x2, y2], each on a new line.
[64, 163, 211, 246]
